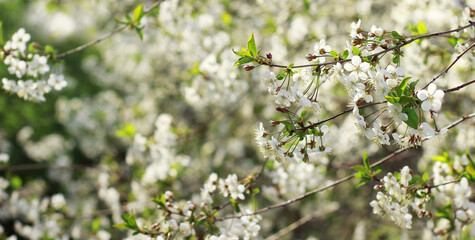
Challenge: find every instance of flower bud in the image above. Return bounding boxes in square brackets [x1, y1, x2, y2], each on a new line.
[244, 65, 255, 71]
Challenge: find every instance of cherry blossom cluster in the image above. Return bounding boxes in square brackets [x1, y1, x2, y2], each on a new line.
[248, 19, 454, 165]
[143, 172, 260, 239]
[126, 114, 191, 185]
[263, 160, 329, 201]
[369, 166, 431, 229]
[429, 152, 475, 239]
[1, 28, 67, 102]
[255, 122, 331, 163]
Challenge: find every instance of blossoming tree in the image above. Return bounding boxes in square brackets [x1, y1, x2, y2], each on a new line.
[0, 0, 474, 239]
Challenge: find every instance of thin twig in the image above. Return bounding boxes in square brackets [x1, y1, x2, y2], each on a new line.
[427, 179, 461, 189]
[264, 204, 338, 240]
[422, 42, 475, 90]
[0, 163, 95, 172]
[299, 101, 386, 131]
[263, 21, 475, 69]
[55, 0, 165, 60]
[217, 113, 475, 221]
[444, 79, 475, 93]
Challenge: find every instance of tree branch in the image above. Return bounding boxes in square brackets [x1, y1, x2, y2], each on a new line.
[216, 112, 475, 221]
[422, 42, 475, 90]
[55, 0, 165, 60]
[263, 21, 475, 70]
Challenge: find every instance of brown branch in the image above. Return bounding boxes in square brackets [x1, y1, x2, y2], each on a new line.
[427, 179, 461, 189]
[422, 42, 475, 90]
[216, 113, 475, 221]
[55, 0, 165, 60]
[263, 21, 475, 70]
[0, 163, 95, 172]
[299, 101, 386, 131]
[444, 79, 475, 93]
[264, 204, 338, 240]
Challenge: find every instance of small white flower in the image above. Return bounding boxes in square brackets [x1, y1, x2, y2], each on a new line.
[400, 166, 412, 187]
[48, 74, 67, 91]
[350, 19, 363, 39]
[344, 56, 371, 80]
[417, 83, 444, 112]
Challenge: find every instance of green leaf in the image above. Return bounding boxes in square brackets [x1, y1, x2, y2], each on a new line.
[233, 56, 254, 66]
[392, 31, 402, 39]
[330, 50, 338, 59]
[121, 213, 138, 230]
[409, 79, 419, 90]
[431, 152, 450, 163]
[11, 176, 22, 189]
[116, 123, 136, 138]
[396, 77, 411, 96]
[352, 165, 368, 173]
[232, 48, 249, 57]
[133, 4, 144, 23]
[114, 16, 128, 24]
[113, 223, 129, 230]
[417, 21, 427, 34]
[402, 108, 418, 129]
[125, 14, 133, 23]
[355, 179, 370, 188]
[352, 46, 360, 56]
[91, 217, 101, 232]
[300, 110, 307, 119]
[362, 151, 370, 170]
[341, 50, 349, 59]
[230, 198, 241, 213]
[447, 37, 458, 46]
[422, 172, 429, 182]
[45, 45, 55, 54]
[398, 96, 414, 106]
[0, 21, 3, 45]
[135, 28, 143, 40]
[385, 95, 397, 104]
[247, 33, 257, 57]
[392, 55, 400, 64]
[221, 12, 232, 26]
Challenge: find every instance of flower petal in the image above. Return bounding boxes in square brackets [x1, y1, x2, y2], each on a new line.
[417, 90, 428, 101]
[421, 100, 431, 112]
[428, 83, 437, 95]
[433, 89, 445, 100]
[351, 56, 361, 66]
[432, 100, 442, 111]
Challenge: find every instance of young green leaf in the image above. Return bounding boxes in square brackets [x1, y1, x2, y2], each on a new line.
[230, 198, 241, 213]
[341, 50, 349, 59]
[396, 77, 411, 96]
[422, 172, 429, 182]
[385, 95, 397, 104]
[392, 31, 402, 39]
[392, 55, 400, 64]
[247, 33, 258, 57]
[352, 46, 360, 56]
[362, 151, 370, 170]
[136, 28, 143, 40]
[233, 56, 254, 66]
[133, 4, 144, 23]
[447, 37, 458, 46]
[417, 21, 427, 34]
[402, 108, 419, 129]
[330, 50, 338, 59]
[398, 96, 415, 106]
